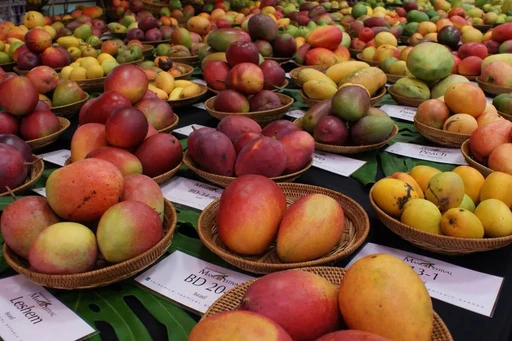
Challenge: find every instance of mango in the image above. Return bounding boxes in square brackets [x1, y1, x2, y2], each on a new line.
[481, 53, 512, 69]
[431, 74, 470, 99]
[188, 311, 293, 341]
[305, 47, 339, 66]
[316, 330, 393, 341]
[469, 120, 512, 164]
[425, 172, 465, 212]
[480, 171, 512, 208]
[392, 77, 430, 100]
[303, 79, 338, 100]
[453, 165, 485, 204]
[339, 254, 433, 341]
[351, 116, 394, 145]
[216, 175, 287, 255]
[306, 26, 343, 50]
[293, 43, 311, 65]
[331, 85, 370, 122]
[401, 199, 442, 234]
[475, 199, 512, 237]
[276, 194, 344, 263]
[406, 42, 454, 81]
[240, 270, 340, 341]
[56, 36, 80, 48]
[235, 137, 287, 177]
[325, 61, 370, 84]
[46, 159, 124, 222]
[298, 68, 336, 87]
[372, 178, 420, 217]
[207, 28, 252, 52]
[302, 99, 331, 133]
[441, 208, 484, 238]
[339, 67, 387, 96]
[122, 174, 164, 222]
[459, 194, 476, 212]
[389, 172, 424, 198]
[86, 146, 143, 176]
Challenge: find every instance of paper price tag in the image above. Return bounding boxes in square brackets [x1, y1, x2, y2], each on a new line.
[312, 151, 366, 177]
[0, 275, 96, 341]
[31, 188, 46, 197]
[173, 124, 208, 137]
[380, 104, 416, 122]
[285, 110, 305, 119]
[37, 149, 70, 166]
[349, 243, 504, 317]
[385, 142, 467, 165]
[192, 79, 206, 86]
[136, 251, 254, 314]
[160, 176, 223, 210]
[285, 72, 290, 79]
[192, 102, 206, 110]
[486, 97, 493, 104]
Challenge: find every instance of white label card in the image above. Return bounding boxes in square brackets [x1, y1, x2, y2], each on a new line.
[285, 72, 290, 79]
[380, 104, 416, 122]
[31, 188, 46, 197]
[173, 124, 208, 137]
[160, 176, 223, 210]
[192, 102, 206, 110]
[37, 149, 70, 167]
[136, 251, 254, 314]
[285, 109, 305, 119]
[312, 151, 366, 177]
[192, 79, 207, 86]
[0, 275, 96, 341]
[348, 243, 504, 317]
[385, 142, 467, 165]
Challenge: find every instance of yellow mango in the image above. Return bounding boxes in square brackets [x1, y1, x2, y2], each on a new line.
[303, 79, 337, 100]
[475, 199, 512, 237]
[389, 172, 424, 199]
[441, 208, 484, 238]
[453, 165, 485, 204]
[425, 172, 465, 212]
[410, 165, 441, 193]
[298, 68, 336, 88]
[325, 61, 370, 84]
[480, 171, 512, 208]
[401, 199, 442, 234]
[371, 178, 420, 217]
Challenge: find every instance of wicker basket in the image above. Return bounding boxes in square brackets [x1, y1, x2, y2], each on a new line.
[201, 266, 454, 341]
[142, 0, 168, 16]
[263, 56, 292, 64]
[465, 75, 478, 81]
[414, 118, 470, 148]
[300, 87, 386, 107]
[144, 39, 172, 48]
[183, 151, 312, 188]
[205, 93, 294, 125]
[4, 200, 177, 289]
[157, 114, 179, 133]
[0, 156, 44, 197]
[14, 66, 63, 76]
[0, 61, 15, 72]
[207, 80, 289, 95]
[295, 117, 398, 154]
[498, 110, 512, 122]
[356, 54, 379, 67]
[26, 117, 71, 151]
[460, 140, 493, 177]
[476, 77, 512, 96]
[51, 93, 90, 118]
[348, 48, 363, 58]
[289, 65, 330, 87]
[152, 160, 183, 185]
[369, 185, 512, 255]
[388, 86, 426, 107]
[169, 55, 200, 66]
[75, 77, 105, 93]
[125, 58, 145, 65]
[386, 73, 405, 84]
[173, 63, 194, 80]
[166, 84, 208, 107]
[142, 44, 155, 60]
[198, 184, 370, 274]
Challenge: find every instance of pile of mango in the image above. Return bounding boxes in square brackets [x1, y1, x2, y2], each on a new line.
[372, 165, 512, 238]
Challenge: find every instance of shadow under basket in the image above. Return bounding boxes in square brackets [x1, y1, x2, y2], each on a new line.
[369, 186, 512, 255]
[26, 117, 70, 151]
[202, 266, 454, 341]
[197, 183, 370, 274]
[460, 140, 493, 177]
[414, 118, 470, 148]
[0, 156, 44, 197]
[4, 200, 177, 290]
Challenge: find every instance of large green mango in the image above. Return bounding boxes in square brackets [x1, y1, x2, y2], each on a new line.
[206, 28, 252, 52]
[406, 42, 454, 82]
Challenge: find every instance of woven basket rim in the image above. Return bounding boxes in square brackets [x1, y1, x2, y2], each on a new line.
[51, 92, 90, 110]
[142, 44, 154, 51]
[0, 61, 15, 67]
[144, 39, 172, 47]
[26, 117, 71, 150]
[183, 150, 313, 186]
[388, 85, 426, 107]
[263, 56, 292, 62]
[75, 76, 106, 84]
[152, 159, 183, 185]
[201, 266, 453, 341]
[166, 84, 207, 105]
[476, 77, 512, 95]
[498, 110, 512, 121]
[356, 53, 379, 66]
[4, 199, 177, 289]
[295, 117, 398, 154]
[14, 66, 63, 75]
[157, 113, 180, 133]
[369, 184, 512, 243]
[205, 93, 294, 118]
[207, 79, 289, 95]
[173, 62, 194, 78]
[460, 140, 493, 175]
[0, 155, 44, 197]
[197, 183, 370, 273]
[385, 72, 405, 83]
[414, 117, 471, 143]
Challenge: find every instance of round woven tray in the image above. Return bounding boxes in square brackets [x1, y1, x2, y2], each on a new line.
[476, 77, 512, 96]
[295, 117, 398, 154]
[414, 117, 470, 148]
[205, 93, 294, 125]
[51, 93, 89, 118]
[388, 85, 426, 107]
[14, 66, 63, 76]
[356, 54, 379, 67]
[464, 75, 478, 81]
[498, 110, 512, 122]
[198, 184, 370, 274]
[4, 199, 177, 289]
[152, 159, 183, 185]
[124, 58, 145, 65]
[289, 65, 329, 87]
[183, 150, 312, 188]
[156, 113, 179, 133]
[170, 55, 200, 66]
[0, 155, 44, 196]
[460, 140, 493, 177]
[348, 48, 363, 58]
[300, 87, 386, 107]
[173, 63, 194, 80]
[369, 185, 512, 255]
[0, 61, 15, 72]
[142, 44, 154, 60]
[207, 80, 289, 95]
[144, 39, 172, 48]
[263, 56, 292, 64]
[26, 117, 71, 151]
[166, 84, 208, 107]
[201, 266, 454, 341]
[142, 0, 167, 16]
[385, 73, 405, 84]
[75, 77, 105, 93]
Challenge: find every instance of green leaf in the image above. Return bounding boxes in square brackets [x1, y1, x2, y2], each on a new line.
[378, 151, 456, 177]
[350, 151, 379, 185]
[58, 281, 196, 341]
[175, 204, 201, 227]
[169, 231, 227, 266]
